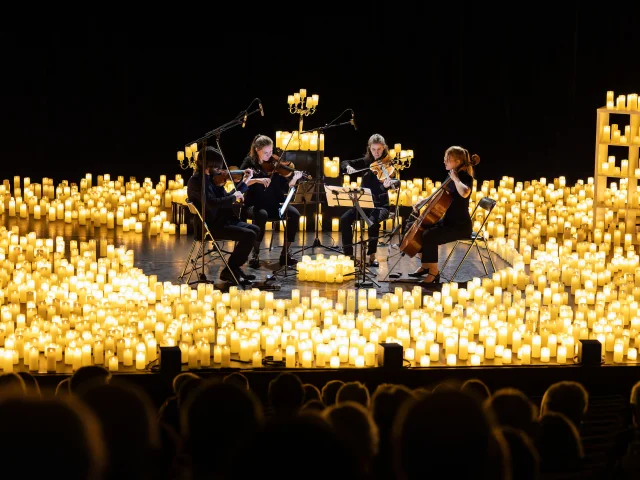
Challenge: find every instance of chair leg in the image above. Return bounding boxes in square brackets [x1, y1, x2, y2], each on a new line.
[450, 240, 477, 282]
[440, 241, 460, 276]
[185, 241, 205, 284]
[179, 240, 198, 280]
[474, 241, 489, 276]
[212, 240, 241, 288]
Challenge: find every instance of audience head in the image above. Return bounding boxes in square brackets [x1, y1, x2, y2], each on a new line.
[0, 372, 26, 396]
[182, 379, 263, 479]
[172, 372, 200, 394]
[0, 394, 105, 480]
[69, 365, 111, 395]
[268, 372, 304, 417]
[302, 383, 322, 404]
[484, 387, 539, 437]
[541, 381, 588, 428]
[321, 380, 345, 407]
[500, 426, 541, 480]
[301, 399, 325, 414]
[462, 378, 491, 403]
[536, 411, 583, 473]
[17, 372, 41, 397]
[55, 377, 71, 396]
[223, 372, 250, 391]
[394, 389, 501, 479]
[324, 401, 379, 476]
[247, 413, 358, 480]
[630, 380, 640, 426]
[336, 381, 370, 408]
[77, 380, 160, 480]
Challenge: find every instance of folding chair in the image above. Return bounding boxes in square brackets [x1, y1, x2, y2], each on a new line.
[178, 200, 239, 286]
[439, 196, 497, 283]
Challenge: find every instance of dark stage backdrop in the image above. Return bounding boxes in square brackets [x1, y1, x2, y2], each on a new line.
[1, 3, 639, 189]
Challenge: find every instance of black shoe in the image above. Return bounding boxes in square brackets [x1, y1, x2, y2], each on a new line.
[235, 267, 256, 281]
[368, 258, 379, 268]
[220, 267, 252, 285]
[248, 257, 260, 269]
[408, 268, 433, 278]
[279, 255, 298, 266]
[421, 272, 440, 284]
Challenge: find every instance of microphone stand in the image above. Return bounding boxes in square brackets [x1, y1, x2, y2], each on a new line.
[290, 118, 354, 256]
[186, 101, 263, 287]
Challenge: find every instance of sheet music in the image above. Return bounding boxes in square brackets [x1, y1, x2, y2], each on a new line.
[324, 185, 375, 209]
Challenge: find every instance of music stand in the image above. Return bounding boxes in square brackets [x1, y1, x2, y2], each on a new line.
[325, 185, 380, 288]
[293, 180, 322, 257]
[265, 186, 298, 283]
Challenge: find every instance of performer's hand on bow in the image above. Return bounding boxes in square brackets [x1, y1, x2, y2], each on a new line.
[383, 178, 399, 189]
[233, 191, 244, 202]
[345, 165, 356, 174]
[289, 171, 304, 187]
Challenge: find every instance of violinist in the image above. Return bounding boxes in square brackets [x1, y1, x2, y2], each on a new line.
[340, 133, 400, 267]
[407, 146, 478, 284]
[186, 146, 261, 284]
[239, 134, 304, 268]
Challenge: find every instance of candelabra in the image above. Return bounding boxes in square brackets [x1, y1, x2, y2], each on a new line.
[287, 88, 319, 133]
[177, 142, 200, 171]
[390, 143, 414, 171]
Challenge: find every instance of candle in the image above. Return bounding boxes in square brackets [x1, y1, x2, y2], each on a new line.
[557, 345, 567, 363]
[108, 355, 119, 372]
[136, 351, 146, 370]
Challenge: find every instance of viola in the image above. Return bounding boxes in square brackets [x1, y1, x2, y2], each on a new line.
[369, 155, 398, 183]
[350, 155, 399, 183]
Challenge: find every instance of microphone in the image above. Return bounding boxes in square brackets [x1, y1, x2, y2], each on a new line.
[350, 110, 358, 130]
[242, 111, 247, 128]
[259, 102, 264, 117]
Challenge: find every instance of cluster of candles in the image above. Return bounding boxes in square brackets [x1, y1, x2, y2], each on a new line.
[606, 91, 640, 111]
[324, 157, 341, 178]
[0, 215, 638, 373]
[274, 131, 325, 151]
[600, 124, 640, 146]
[296, 255, 355, 283]
[4, 161, 640, 368]
[1, 174, 189, 235]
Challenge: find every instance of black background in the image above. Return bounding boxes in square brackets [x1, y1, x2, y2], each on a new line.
[2, 3, 639, 188]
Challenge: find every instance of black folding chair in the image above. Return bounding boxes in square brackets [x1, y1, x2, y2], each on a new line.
[440, 196, 497, 282]
[178, 200, 239, 286]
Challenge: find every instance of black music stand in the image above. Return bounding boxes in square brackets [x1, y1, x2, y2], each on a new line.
[325, 185, 380, 288]
[291, 118, 354, 256]
[292, 180, 317, 258]
[265, 186, 298, 283]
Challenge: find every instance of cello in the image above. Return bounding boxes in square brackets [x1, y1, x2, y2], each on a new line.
[399, 176, 455, 257]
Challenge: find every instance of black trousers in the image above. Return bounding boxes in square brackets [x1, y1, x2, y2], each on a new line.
[245, 205, 300, 244]
[208, 218, 260, 269]
[419, 221, 472, 264]
[340, 207, 389, 256]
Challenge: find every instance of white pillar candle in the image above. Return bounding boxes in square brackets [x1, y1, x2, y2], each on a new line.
[28, 346, 39, 371]
[557, 345, 567, 363]
[540, 347, 550, 363]
[286, 345, 296, 368]
[46, 346, 56, 372]
[136, 351, 146, 370]
[108, 355, 119, 372]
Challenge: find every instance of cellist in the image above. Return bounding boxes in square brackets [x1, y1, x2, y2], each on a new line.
[340, 133, 400, 267]
[407, 146, 479, 284]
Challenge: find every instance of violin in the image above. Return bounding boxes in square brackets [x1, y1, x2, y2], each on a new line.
[261, 148, 312, 180]
[211, 166, 245, 186]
